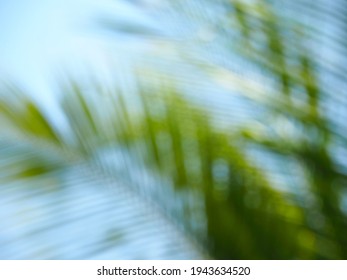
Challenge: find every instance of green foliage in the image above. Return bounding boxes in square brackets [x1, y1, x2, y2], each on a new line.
[1, 0, 346, 259]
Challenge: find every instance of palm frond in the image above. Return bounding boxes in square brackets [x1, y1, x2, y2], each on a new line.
[1, 0, 347, 259]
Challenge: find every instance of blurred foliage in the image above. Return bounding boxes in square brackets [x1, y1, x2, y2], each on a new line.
[1, 0, 347, 259]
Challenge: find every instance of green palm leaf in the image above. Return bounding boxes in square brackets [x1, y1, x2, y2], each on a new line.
[1, 0, 346, 259]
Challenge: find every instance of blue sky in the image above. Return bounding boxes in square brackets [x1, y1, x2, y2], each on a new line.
[1, 1, 103, 108]
[0, 0, 160, 129]
[0, 0, 156, 100]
